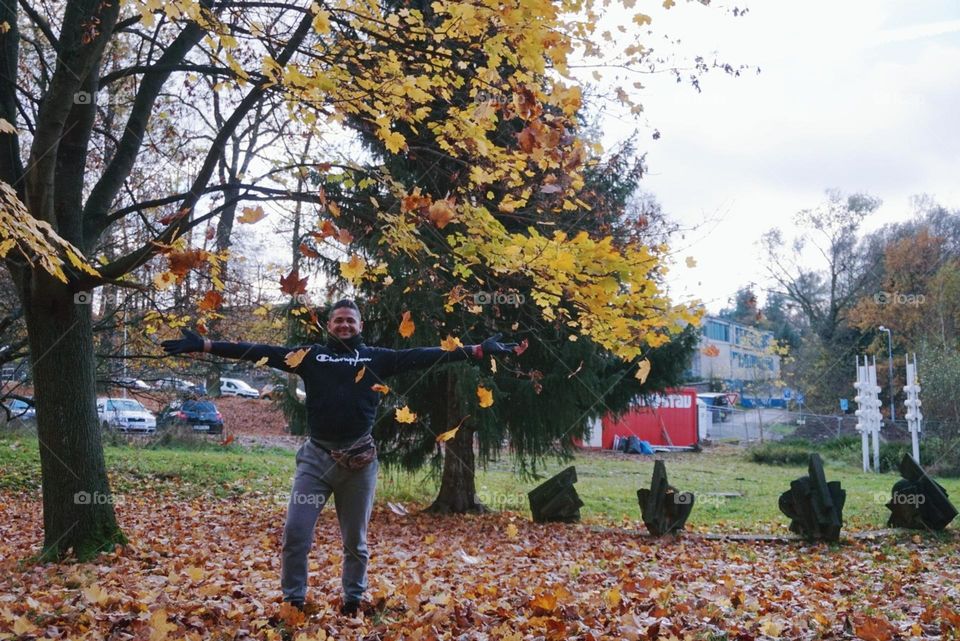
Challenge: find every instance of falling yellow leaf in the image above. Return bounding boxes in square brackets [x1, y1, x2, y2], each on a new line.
[383, 130, 407, 153]
[154, 270, 176, 291]
[284, 348, 310, 369]
[395, 405, 417, 423]
[371, 384, 391, 394]
[186, 566, 204, 581]
[355, 366, 366, 383]
[255, 357, 269, 367]
[424, 534, 436, 544]
[634, 359, 651, 384]
[436, 426, 459, 442]
[490, 357, 497, 374]
[238, 205, 266, 224]
[440, 335, 463, 351]
[398, 311, 415, 338]
[663, 0, 675, 7]
[505, 523, 518, 539]
[685, 256, 697, 268]
[477, 386, 494, 408]
[339, 254, 366, 283]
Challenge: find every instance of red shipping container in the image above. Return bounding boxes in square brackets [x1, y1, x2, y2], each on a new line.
[600, 388, 698, 449]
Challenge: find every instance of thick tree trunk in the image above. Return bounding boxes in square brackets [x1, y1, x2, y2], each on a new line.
[22, 273, 126, 560]
[427, 373, 487, 514]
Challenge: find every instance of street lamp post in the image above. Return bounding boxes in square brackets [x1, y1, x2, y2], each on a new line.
[878, 325, 895, 422]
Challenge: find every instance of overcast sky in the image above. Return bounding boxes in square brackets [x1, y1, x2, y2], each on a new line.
[593, 0, 960, 313]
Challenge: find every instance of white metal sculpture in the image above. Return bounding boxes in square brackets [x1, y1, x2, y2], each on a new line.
[853, 356, 883, 472]
[903, 353, 922, 464]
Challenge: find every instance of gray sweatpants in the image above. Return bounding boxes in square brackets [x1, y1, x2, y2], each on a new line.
[281, 440, 378, 604]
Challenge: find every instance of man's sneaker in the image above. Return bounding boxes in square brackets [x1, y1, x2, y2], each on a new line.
[284, 600, 305, 612]
[339, 600, 360, 616]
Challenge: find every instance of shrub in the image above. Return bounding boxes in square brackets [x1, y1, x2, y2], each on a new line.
[747, 440, 810, 466]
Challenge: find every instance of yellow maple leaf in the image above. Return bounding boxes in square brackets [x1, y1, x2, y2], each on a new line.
[505, 523, 518, 539]
[82, 583, 110, 606]
[439, 335, 463, 351]
[186, 566, 204, 581]
[633, 12, 652, 26]
[395, 405, 417, 423]
[383, 130, 406, 153]
[13, 616, 37, 635]
[685, 256, 697, 268]
[634, 359, 651, 384]
[436, 426, 459, 442]
[398, 311, 415, 338]
[149, 609, 177, 641]
[284, 348, 310, 369]
[339, 254, 366, 283]
[371, 384, 390, 394]
[238, 205, 266, 224]
[255, 356, 269, 367]
[759, 618, 782, 638]
[604, 587, 622, 610]
[477, 386, 494, 408]
[355, 366, 366, 383]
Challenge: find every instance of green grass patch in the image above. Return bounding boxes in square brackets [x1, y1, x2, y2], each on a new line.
[4, 430, 960, 532]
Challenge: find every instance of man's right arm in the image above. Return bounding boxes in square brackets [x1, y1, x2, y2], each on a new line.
[162, 329, 308, 374]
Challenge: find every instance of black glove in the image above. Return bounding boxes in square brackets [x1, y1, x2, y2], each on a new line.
[161, 329, 205, 355]
[480, 333, 517, 356]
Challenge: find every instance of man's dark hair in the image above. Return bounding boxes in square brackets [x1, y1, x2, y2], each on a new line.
[331, 299, 360, 314]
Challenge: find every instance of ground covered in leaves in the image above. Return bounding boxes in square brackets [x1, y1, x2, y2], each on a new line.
[1, 490, 959, 641]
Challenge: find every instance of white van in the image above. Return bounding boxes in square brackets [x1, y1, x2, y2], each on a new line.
[219, 378, 259, 398]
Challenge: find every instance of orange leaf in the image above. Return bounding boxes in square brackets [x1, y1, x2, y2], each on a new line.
[279, 269, 308, 297]
[197, 290, 222, 312]
[299, 242, 320, 258]
[530, 593, 557, 614]
[157, 207, 190, 225]
[237, 205, 266, 224]
[355, 366, 366, 383]
[476, 386, 494, 408]
[284, 348, 310, 369]
[854, 616, 896, 641]
[440, 335, 463, 351]
[220, 434, 235, 446]
[398, 311, 415, 338]
[428, 199, 456, 229]
[337, 228, 354, 244]
[436, 426, 459, 442]
[371, 384, 390, 394]
[277, 602, 305, 627]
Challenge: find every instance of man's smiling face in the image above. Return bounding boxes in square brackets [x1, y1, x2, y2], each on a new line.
[327, 307, 363, 340]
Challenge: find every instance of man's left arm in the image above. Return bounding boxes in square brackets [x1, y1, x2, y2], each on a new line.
[380, 334, 517, 376]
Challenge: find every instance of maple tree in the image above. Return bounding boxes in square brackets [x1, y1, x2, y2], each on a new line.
[0, 0, 731, 557]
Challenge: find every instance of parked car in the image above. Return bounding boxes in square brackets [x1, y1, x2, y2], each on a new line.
[2, 398, 35, 421]
[1, 366, 28, 383]
[158, 399, 224, 434]
[96, 397, 157, 433]
[697, 392, 732, 422]
[219, 378, 259, 398]
[155, 377, 203, 395]
[260, 382, 306, 402]
[117, 377, 152, 390]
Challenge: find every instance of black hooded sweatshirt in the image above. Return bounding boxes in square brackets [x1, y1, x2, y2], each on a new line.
[207, 334, 478, 445]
